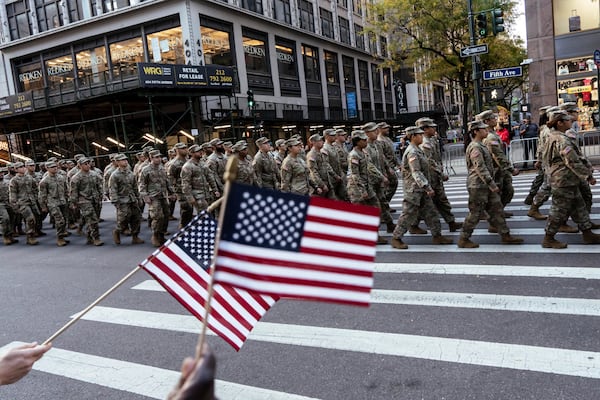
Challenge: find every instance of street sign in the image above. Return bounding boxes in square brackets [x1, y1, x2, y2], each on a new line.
[594, 49, 600, 67]
[460, 44, 489, 58]
[483, 66, 523, 80]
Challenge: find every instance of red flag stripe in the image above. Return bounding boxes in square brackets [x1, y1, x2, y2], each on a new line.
[304, 214, 381, 233]
[308, 196, 381, 217]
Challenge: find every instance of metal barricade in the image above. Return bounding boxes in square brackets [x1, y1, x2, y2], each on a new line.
[442, 143, 465, 175]
[581, 131, 600, 164]
[508, 137, 538, 169]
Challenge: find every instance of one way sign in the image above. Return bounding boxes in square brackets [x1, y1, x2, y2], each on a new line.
[483, 66, 523, 80]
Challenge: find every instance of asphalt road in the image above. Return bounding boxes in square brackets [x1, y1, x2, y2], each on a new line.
[1, 171, 600, 400]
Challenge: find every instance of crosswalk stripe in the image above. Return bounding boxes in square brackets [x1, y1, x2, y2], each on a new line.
[383, 228, 578, 236]
[72, 307, 600, 380]
[375, 244, 600, 253]
[0, 342, 320, 400]
[132, 281, 600, 316]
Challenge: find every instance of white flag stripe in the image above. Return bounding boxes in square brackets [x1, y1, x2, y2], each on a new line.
[75, 307, 600, 380]
[214, 271, 371, 303]
[217, 255, 373, 287]
[304, 220, 378, 242]
[219, 240, 375, 270]
[300, 236, 377, 258]
[168, 244, 271, 322]
[0, 343, 321, 400]
[308, 204, 380, 226]
[373, 263, 600, 279]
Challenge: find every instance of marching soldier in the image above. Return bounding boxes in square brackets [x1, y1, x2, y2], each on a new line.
[322, 129, 345, 200]
[232, 142, 255, 185]
[281, 138, 311, 195]
[8, 162, 39, 245]
[376, 122, 399, 204]
[0, 167, 17, 245]
[70, 158, 103, 246]
[167, 143, 192, 228]
[306, 134, 335, 197]
[181, 145, 220, 213]
[109, 154, 144, 245]
[253, 137, 279, 189]
[273, 139, 287, 177]
[38, 161, 69, 246]
[206, 138, 227, 193]
[335, 128, 350, 200]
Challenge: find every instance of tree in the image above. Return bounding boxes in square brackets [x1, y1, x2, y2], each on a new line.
[366, 0, 525, 132]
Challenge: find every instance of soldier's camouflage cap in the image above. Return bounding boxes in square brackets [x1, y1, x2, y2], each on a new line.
[546, 106, 562, 119]
[323, 128, 336, 136]
[173, 142, 188, 149]
[286, 138, 302, 147]
[114, 154, 127, 161]
[78, 157, 91, 165]
[377, 122, 390, 129]
[108, 154, 117, 161]
[255, 137, 270, 146]
[0, 166, 8, 173]
[351, 130, 367, 140]
[309, 133, 323, 142]
[25, 160, 35, 166]
[549, 110, 572, 122]
[66, 159, 75, 164]
[475, 110, 497, 121]
[142, 145, 155, 153]
[275, 139, 286, 147]
[231, 142, 248, 152]
[468, 120, 488, 131]
[45, 161, 58, 168]
[74, 153, 86, 160]
[188, 144, 202, 153]
[149, 150, 162, 158]
[361, 122, 378, 132]
[47, 157, 58, 162]
[223, 141, 233, 147]
[290, 134, 302, 141]
[539, 105, 552, 114]
[12, 162, 24, 168]
[209, 138, 223, 146]
[560, 102, 579, 112]
[415, 117, 437, 128]
[335, 128, 347, 135]
[404, 126, 424, 137]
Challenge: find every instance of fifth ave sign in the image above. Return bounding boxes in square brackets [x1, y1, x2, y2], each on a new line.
[483, 66, 523, 80]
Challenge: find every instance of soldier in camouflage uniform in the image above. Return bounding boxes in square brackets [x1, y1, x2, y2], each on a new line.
[306, 134, 335, 197]
[9, 162, 39, 245]
[232, 142, 255, 185]
[416, 117, 462, 232]
[0, 167, 17, 245]
[253, 137, 279, 189]
[139, 150, 175, 247]
[335, 129, 350, 200]
[322, 129, 345, 200]
[181, 144, 220, 213]
[167, 143, 193, 228]
[25, 160, 45, 236]
[273, 139, 287, 180]
[109, 154, 144, 245]
[540, 111, 600, 248]
[390, 127, 453, 249]
[281, 138, 311, 195]
[70, 158, 103, 246]
[457, 121, 524, 248]
[206, 138, 227, 193]
[524, 105, 551, 207]
[376, 122, 399, 205]
[346, 130, 387, 245]
[38, 161, 69, 246]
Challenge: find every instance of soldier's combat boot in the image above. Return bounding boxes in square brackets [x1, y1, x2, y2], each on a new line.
[527, 204, 547, 220]
[524, 194, 534, 205]
[542, 233, 567, 249]
[457, 238, 479, 248]
[386, 222, 395, 234]
[408, 226, 427, 234]
[390, 237, 408, 249]
[376, 235, 388, 245]
[582, 229, 600, 244]
[26, 235, 39, 245]
[448, 221, 463, 232]
[151, 233, 161, 247]
[590, 221, 600, 229]
[503, 211, 513, 218]
[501, 233, 524, 244]
[131, 235, 145, 245]
[558, 224, 578, 233]
[122, 228, 131, 236]
[113, 229, 121, 245]
[488, 226, 498, 233]
[57, 237, 68, 247]
[432, 235, 453, 245]
[93, 238, 104, 246]
[4, 236, 17, 245]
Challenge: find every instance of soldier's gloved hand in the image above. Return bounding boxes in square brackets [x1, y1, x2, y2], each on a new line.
[534, 161, 541, 170]
[588, 176, 597, 186]
[144, 196, 152, 204]
[442, 174, 449, 182]
[426, 189, 435, 197]
[512, 168, 520, 176]
[490, 185, 500, 193]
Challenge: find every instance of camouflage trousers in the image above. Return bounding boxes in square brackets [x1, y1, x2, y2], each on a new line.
[393, 191, 441, 238]
[79, 202, 100, 240]
[424, 177, 456, 224]
[377, 187, 393, 225]
[495, 170, 514, 207]
[334, 175, 348, 201]
[115, 202, 141, 236]
[385, 170, 399, 203]
[148, 197, 170, 235]
[460, 187, 509, 239]
[532, 174, 551, 207]
[545, 186, 592, 235]
[527, 168, 545, 198]
[47, 204, 67, 237]
[17, 203, 39, 235]
[0, 205, 9, 238]
[177, 194, 194, 229]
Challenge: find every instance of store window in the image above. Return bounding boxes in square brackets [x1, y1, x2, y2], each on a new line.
[102, 0, 130, 12]
[380, 36, 387, 58]
[299, 0, 315, 32]
[147, 27, 184, 64]
[200, 18, 235, 66]
[342, 56, 355, 85]
[15, 62, 44, 92]
[324, 50, 339, 84]
[339, 17, 350, 44]
[302, 44, 320, 81]
[276, 40, 297, 78]
[371, 63, 381, 91]
[35, 0, 64, 32]
[242, 30, 269, 74]
[109, 37, 144, 78]
[553, 0, 600, 35]
[66, 0, 83, 22]
[273, 0, 291, 24]
[358, 60, 368, 89]
[6, 0, 32, 40]
[45, 54, 75, 89]
[320, 8, 333, 39]
[354, 24, 365, 50]
[76, 46, 109, 84]
[242, 0, 263, 14]
[556, 56, 598, 76]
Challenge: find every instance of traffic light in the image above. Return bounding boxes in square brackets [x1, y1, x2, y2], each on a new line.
[476, 12, 488, 37]
[247, 90, 254, 108]
[492, 8, 505, 35]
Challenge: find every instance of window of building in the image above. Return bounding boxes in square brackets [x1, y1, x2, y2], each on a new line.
[109, 37, 144, 78]
[76, 46, 108, 84]
[368, 32, 377, 53]
[242, 30, 269, 74]
[302, 44, 320, 81]
[14, 61, 44, 92]
[45, 54, 75, 89]
[371, 63, 381, 90]
[66, 0, 83, 22]
[342, 56, 355, 85]
[553, 0, 600, 35]
[324, 50, 339, 84]
[146, 26, 184, 64]
[358, 60, 369, 89]
[337, 0, 347, 8]
[299, 0, 315, 32]
[35, 0, 64, 32]
[273, 0, 291, 24]
[7, 0, 32, 40]
[339, 17, 350, 44]
[320, 8, 333, 39]
[102, 0, 130, 13]
[354, 24, 364, 50]
[380, 36, 387, 58]
[242, 0, 263, 14]
[352, 0, 362, 15]
[200, 17, 235, 66]
[382, 68, 391, 89]
[276, 40, 297, 78]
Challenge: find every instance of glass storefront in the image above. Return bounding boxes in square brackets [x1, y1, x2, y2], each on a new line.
[45, 54, 75, 89]
[556, 55, 599, 130]
[15, 62, 44, 92]
[243, 33, 269, 74]
[147, 27, 184, 64]
[109, 37, 144, 78]
[76, 46, 109, 84]
[275, 42, 297, 78]
[200, 25, 234, 66]
[554, 0, 600, 35]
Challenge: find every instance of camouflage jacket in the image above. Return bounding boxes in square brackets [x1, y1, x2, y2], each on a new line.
[347, 148, 370, 200]
[306, 148, 331, 189]
[236, 157, 256, 186]
[206, 152, 227, 188]
[138, 163, 173, 199]
[253, 151, 278, 188]
[401, 143, 431, 193]
[109, 167, 140, 204]
[9, 174, 37, 207]
[378, 135, 399, 168]
[167, 157, 187, 194]
[69, 171, 101, 205]
[335, 142, 349, 176]
[281, 155, 310, 195]
[420, 135, 444, 179]
[0, 176, 9, 205]
[181, 159, 218, 202]
[465, 140, 496, 189]
[483, 131, 513, 173]
[38, 173, 68, 208]
[543, 128, 591, 188]
[322, 142, 342, 177]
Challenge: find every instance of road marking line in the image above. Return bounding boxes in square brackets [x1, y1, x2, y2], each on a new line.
[375, 244, 600, 253]
[71, 307, 600, 380]
[0, 342, 320, 400]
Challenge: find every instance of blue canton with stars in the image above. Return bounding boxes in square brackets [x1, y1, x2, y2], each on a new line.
[221, 183, 309, 252]
[173, 211, 217, 271]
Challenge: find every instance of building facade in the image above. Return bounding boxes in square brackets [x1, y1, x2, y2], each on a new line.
[525, 0, 600, 129]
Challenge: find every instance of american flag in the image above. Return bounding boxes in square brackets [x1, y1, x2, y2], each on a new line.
[214, 183, 380, 306]
[139, 211, 277, 351]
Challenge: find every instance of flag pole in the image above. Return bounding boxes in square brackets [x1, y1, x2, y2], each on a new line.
[197, 156, 239, 356]
[42, 197, 225, 346]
